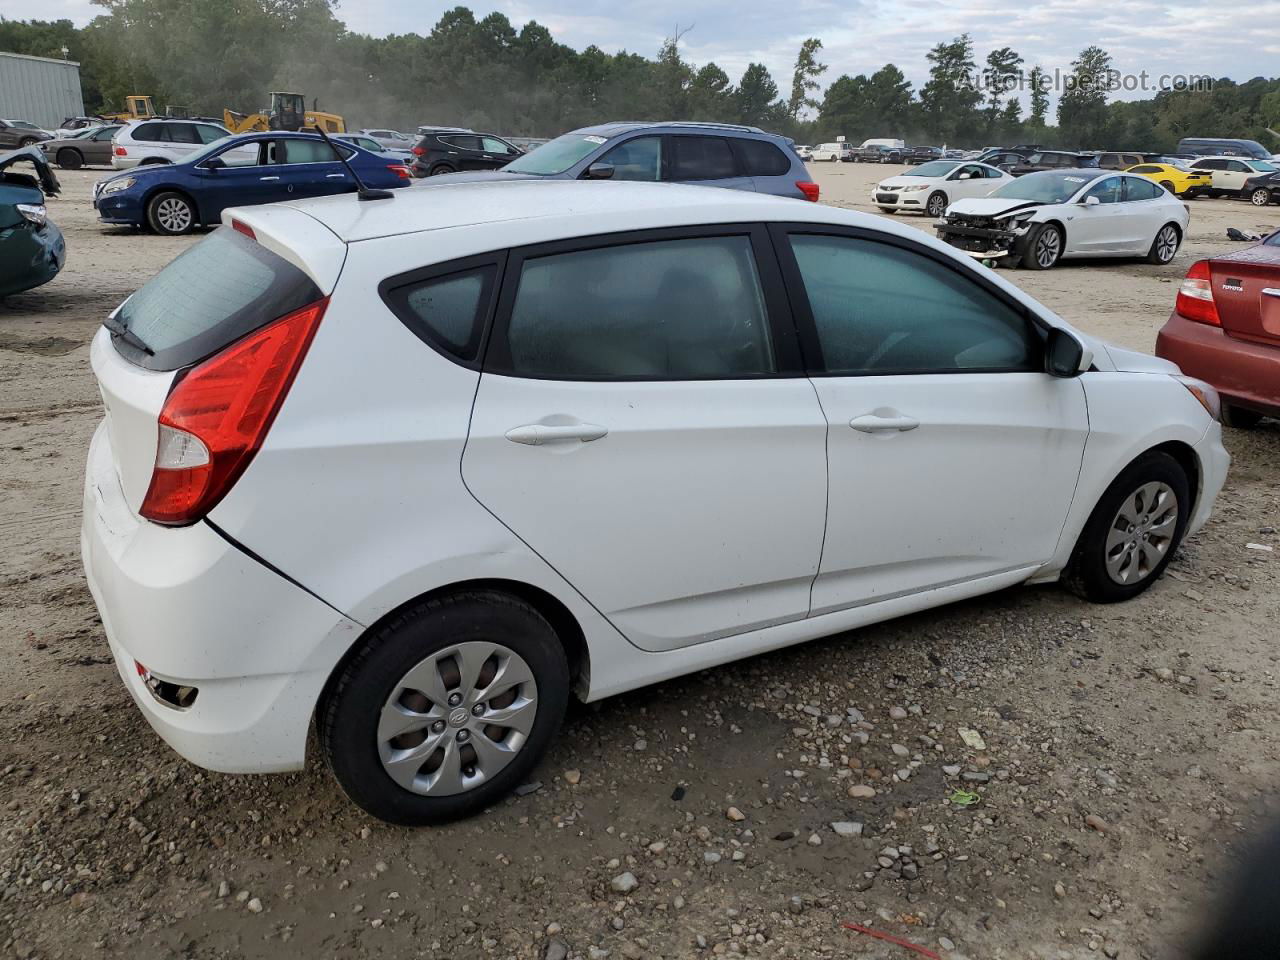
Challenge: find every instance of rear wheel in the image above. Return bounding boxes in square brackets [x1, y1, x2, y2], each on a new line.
[1222, 404, 1264, 428]
[56, 148, 83, 170]
[1251, 188, 1272, 207]
[1064, 451, 1190, 603]
[925, 191, 947, 218]
[146, 191, 195, 235]
[1147, 223, 1180, 264]
[429, 163, 455, 176]
[1159, 180, 1176, 194]
[321, 591, 570, 825]
[1022, 223, 1062, 269]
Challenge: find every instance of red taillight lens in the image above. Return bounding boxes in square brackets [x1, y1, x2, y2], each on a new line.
[114, 146, 127, 156]
[412, 146, 425, 156]
[387, 163, 411, 180]
[1175, 259, 1220, 327]
[796, 180, 819, 202]
[139, 298, 328, 525]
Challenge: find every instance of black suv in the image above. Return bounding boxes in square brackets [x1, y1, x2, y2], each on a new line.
[411, 129, 524, 177]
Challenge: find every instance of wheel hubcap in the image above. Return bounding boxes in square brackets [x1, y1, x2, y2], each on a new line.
[157, 198, 191, 232]
[1156, 227, 1177, 262]
[377, 641, 538, 796]
[1104, 481, 1179, 585]
[1037, 229, 1059, 267]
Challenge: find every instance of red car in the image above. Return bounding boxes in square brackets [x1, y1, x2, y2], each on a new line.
[1156, 232, 1280, 426]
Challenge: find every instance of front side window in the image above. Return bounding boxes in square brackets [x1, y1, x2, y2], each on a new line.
[497, 235, 774, 380]
[481, 136, 516, 155]
[668, 136, 737, 180]
[789, 234, 1037, 375]
[1083, 177, 1123, 204]
[599, 136, 662, 181]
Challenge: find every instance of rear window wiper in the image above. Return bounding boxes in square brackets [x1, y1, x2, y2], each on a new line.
[103, 314, 155, 356]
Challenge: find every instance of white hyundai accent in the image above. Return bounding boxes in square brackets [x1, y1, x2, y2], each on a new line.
[873, 159, 1013, 217]
[82, 180, 1228, 824]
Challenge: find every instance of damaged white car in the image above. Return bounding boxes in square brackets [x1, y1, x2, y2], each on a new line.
[937, 169, 1189, 269]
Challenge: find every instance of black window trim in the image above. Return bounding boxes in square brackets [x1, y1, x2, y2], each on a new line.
[482, 223, 804, 382]
[767, 221, 1049, 378]
[377, 251, 509, 369]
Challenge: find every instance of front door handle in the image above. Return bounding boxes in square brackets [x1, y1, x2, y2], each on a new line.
[505, 423, 608, 446]
[326, 173, 346, 178]
[850, 414, 919, 433]
[259, 176, 280, 181]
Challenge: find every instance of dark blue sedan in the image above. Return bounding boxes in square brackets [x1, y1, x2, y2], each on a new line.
[93, 131, 412, 235]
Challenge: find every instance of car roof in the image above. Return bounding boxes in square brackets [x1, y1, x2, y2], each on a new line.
[271, 179, 852, 244]
[1191, 154, 1266, 161]
[568, 121, 769, 138]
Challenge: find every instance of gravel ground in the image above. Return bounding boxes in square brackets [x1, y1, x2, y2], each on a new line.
[1, 163, 1278, 960]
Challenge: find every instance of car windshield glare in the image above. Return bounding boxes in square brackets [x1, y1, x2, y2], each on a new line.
[504, 134, 604, 175]
[1252, 161, 1278, 173]
[990, 172, 1097, 204]
[189, 138, 241, 165]
[909, 160, 960, 177]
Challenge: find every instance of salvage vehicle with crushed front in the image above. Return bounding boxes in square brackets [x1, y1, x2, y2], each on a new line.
[937, 169, 1189, 269]
[0, 147, 65, 297]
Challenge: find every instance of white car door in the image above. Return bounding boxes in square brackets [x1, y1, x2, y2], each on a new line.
[1118, 175, 1172, 253]
[1065, 175, 1131, 254]
[773, 227, 1089, 613]
[462, 227, 829, 652]
[946, 164, 994, 201]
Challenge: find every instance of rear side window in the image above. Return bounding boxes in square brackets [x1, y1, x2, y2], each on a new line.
[1125, 177, 1163, 201]
[380, 264, 497, 363]
[114, 228, 321, 371]
[668, 136, 737, 180]
[732, 138, 791, 176]
[493, 235, 775, 380]
[168, 124, 200, 144]
[132, 123, 166, 142]
[789, 234, 1037, 375]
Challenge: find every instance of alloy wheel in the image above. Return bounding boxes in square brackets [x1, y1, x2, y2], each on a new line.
[1154, 225, 1178, 263]
[927, 193, 946, 218]
[1035, 227, 1061, 268]
[377, 641, 538, 797]
[1252, 189, 1271, 207]
[156, 198, 192, 233]
[1104, 481, 1179, 585]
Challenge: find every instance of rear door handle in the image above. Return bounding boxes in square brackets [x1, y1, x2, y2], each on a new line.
[326, 173, 346, 178]
[850, 414, 919, 433]
[259, 176, 280, 181]
[1262, 288, 1280, 298]
[505, 423, 608, 446]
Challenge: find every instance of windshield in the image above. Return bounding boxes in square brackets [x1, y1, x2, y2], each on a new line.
[504, 133, 605, 175]
[1249, 160, 1278, 172]
[11, 121, 40, 130]
[187, 137, 246, 165]
[990, 171, 1097, 204]
[908, 160, 960, 177]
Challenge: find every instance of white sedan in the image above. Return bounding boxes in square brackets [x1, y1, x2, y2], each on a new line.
[938, 169, 1191, 269]
[83, 180, 1227, 824]
[873, 160, 1013, 217]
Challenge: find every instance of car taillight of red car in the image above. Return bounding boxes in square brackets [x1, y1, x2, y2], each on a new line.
[1175, 260, 1221, 326]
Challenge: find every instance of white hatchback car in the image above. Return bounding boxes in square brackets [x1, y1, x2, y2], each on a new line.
[82, 181, 1228, 824]
[111, 119, 233, 169]
[873, 159, 1013, 217]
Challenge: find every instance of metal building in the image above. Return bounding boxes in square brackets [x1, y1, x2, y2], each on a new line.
[0, 52, 85, 129]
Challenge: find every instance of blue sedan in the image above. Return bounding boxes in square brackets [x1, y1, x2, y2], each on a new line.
[93, 131, 412, 235]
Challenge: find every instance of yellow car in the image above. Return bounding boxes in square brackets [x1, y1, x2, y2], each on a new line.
[1125, 163, 1213, 198]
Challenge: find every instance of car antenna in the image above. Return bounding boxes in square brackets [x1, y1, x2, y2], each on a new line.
[308, 124, 393, 202]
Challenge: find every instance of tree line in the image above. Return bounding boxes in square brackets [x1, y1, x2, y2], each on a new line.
[2, 3, 1277, 153]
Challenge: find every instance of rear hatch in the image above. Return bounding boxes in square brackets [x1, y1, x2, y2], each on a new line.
[91, 206, 346, 515]
[1209, 243, 1280, 348]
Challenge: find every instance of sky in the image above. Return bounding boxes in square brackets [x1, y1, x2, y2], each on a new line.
[9, 0, 1280, 107]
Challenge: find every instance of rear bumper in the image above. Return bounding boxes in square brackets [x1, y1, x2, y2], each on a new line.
[1156, 311, 1280, 417]
[81, 421, 363, 773]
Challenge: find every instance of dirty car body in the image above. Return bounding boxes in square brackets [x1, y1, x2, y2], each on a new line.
[0, 147, 65, 297]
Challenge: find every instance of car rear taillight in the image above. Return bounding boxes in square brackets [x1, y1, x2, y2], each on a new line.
[412, 145, 425, 156]
[1175, 260, 1221, 327]
[139, 298, 328, 525]
[796, 181, 820, 202]
[114, 146, 127, 156]
[230, 218, 256, 239]
[387, 164, 412, 180]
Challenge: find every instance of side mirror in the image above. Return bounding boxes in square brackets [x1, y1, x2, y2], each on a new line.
[1045, 327, 1088, 378]
[584, 162, 615, 180]
[957, 172, 971, 180]
[203, 156, 226, 170]
[1083, 194, 1100, 206]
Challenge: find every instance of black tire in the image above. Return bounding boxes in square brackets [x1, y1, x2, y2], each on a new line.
[1159, 180, 1176, 194]
[1222, 404, 1264, 428]
[320, 590, 570, 825]
[1021, 223, 1063, 269]
[428, 163, 455, 176]
[56, 148, 83, 170]
[1251, 188, 1272, 207]
[1063, 451, 1191, 603]
[145, 191, 196, 235]
[925, 191, 948, 218]
[1147, 223, 1180, 265]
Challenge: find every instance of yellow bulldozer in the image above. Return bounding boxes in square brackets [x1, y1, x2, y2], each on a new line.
[101, 95, 157, 124]
[223, 92, 345, 136]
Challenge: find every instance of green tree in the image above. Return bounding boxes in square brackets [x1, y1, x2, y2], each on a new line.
[983, 46, 1023, 120]
[1027, 65, 1050, 128]
[919, 34, 981, 143]
[737, 62, 781, 126]
[787, 37, 826, 120]
[1057, 45, 1113, 145]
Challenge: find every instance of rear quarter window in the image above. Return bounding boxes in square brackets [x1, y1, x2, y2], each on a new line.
[378, 259, 499, 364]
[732, 138, 791, 176]
[113, 228, 321, 371]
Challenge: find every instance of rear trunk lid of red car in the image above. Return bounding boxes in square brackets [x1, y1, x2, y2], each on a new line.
[1209, 243, 1280, 346]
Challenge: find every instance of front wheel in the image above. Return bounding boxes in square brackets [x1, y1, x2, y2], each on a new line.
[18, 136, 37, 148]
[320, 591, 570, 825]
[1147, 223, 1180, 265]
[925, 191, 947, 218]
[1064, 451, 1190, 603]
[1251, 188, 1272, 207]
[56, 148, 83, 170]
[1022, 223, 1062, 269]
[146, 191, 195, 235]
[429, 163, 455, 176]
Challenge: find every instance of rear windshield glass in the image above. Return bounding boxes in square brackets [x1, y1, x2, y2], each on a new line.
[113, 227, 321, 371]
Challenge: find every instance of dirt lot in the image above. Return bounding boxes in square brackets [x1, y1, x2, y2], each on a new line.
[1, 162, 1278, 960]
